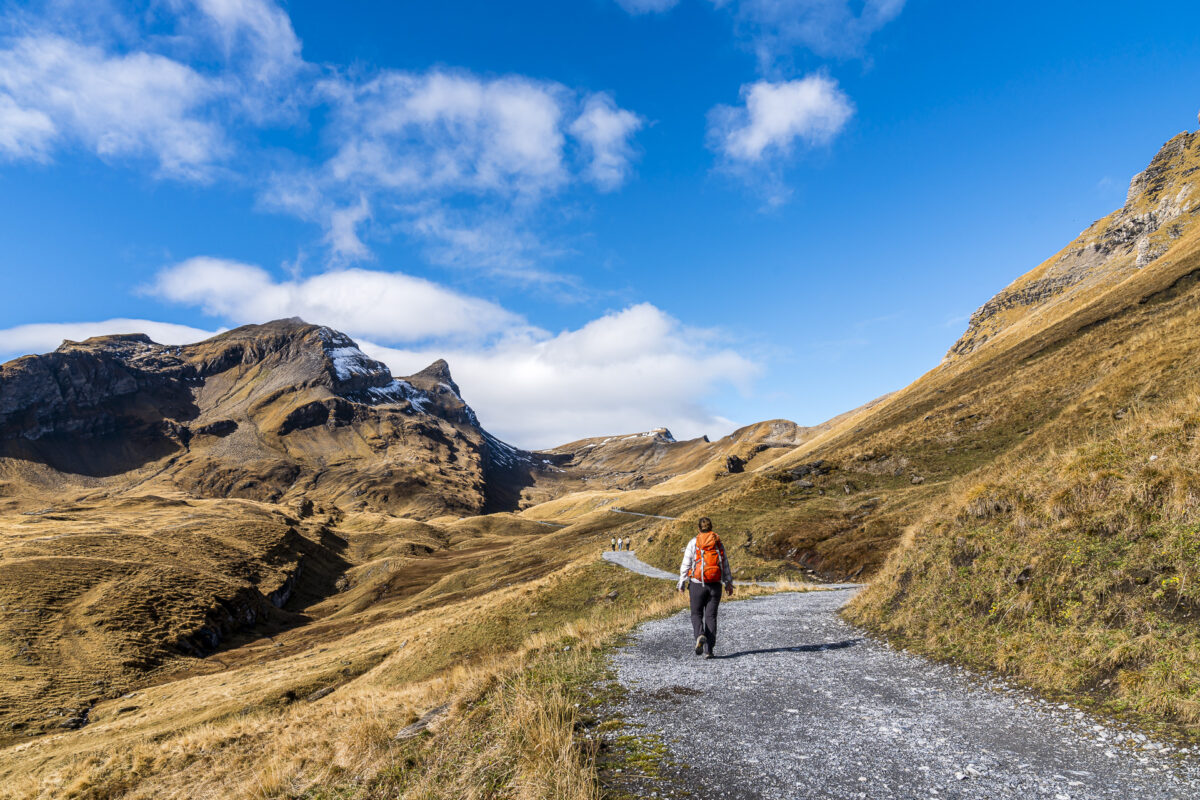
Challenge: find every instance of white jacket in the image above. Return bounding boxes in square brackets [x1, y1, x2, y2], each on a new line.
[677, 535, 733, 589]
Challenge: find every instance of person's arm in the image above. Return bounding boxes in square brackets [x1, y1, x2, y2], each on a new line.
[677, 539, 695, 591]
[719, 543, 734, 592]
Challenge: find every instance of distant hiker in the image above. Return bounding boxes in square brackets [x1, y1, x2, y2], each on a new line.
[626, 538, 633, 551]
[677, 517, 734, 659]
[611, 537, 617, 551]
[617, 536, 624, 551]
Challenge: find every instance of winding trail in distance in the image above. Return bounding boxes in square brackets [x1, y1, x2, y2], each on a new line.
[601, 551, 1200, 799]
[601, 549, 862, 589]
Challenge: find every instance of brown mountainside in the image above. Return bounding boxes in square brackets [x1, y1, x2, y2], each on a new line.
[519, 419, 817, 505]
[0, 318, 824, 742]
[1, 318, 532, 518]
[7, 125, 1200, 797]
[947, 129, 1200, 360]
[622, 128, 1200, 587]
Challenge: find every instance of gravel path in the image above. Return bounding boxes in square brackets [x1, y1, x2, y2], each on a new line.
[609, 588, 1200, 800]
[603, 550, 678, 580]
[601, 550, 860, 590]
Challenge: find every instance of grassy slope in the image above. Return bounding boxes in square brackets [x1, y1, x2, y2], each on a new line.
[0, 473, 810, 800]
[9, 132, 1200, 796]
[842, 157, 1200, 735]
[848, 392, 1200, 733]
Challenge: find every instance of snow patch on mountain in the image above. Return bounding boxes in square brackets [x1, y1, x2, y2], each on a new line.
[366, 379, 431, 412]
[482, 431, 532, 469]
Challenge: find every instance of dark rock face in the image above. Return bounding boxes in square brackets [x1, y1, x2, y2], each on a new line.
[789, 460, 830, 479]
[0, 319, 541, 513]
[174, 559, 303, 658]
[0, 335, 198, 443]
[194, 419, 237, 437]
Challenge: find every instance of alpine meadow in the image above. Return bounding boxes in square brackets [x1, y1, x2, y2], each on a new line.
[5, 2, 1200, 799]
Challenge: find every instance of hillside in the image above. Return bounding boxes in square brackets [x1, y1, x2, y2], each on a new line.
[0, 319, 827, 758]
[6, 127, 1200, 799]
[617, 130, 1200, 588]
[843, 130, 1200, 729]
[518, 419, 816, 506]
[569, 127, 1200, 736]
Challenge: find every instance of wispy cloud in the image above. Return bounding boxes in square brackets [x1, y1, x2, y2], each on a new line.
[325, 196, 372, 261]
[0, 1, 646, 276]
[713, 0, 905, 70]
[614, 0, 682, 15]
[708, 74, 853, 203]
[615, 0, 904, 68]
[188, 0, 304, 87]
[0, 34, 226, 179]
[571, 93, 645, 191]
[296, 70, 642, 275]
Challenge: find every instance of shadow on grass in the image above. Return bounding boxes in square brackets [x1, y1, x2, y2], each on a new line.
[717, 638, 862, 659]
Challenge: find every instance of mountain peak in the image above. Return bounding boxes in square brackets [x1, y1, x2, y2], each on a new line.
[414, 358, 454, 383]
[409, 359, 461, 396]
[945, 129, 1200, 361]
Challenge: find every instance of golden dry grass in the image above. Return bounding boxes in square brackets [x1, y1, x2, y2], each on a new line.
[0, 486, 813, 800]
[848, 391, 1200, 732]
[0, 485, 730, 800]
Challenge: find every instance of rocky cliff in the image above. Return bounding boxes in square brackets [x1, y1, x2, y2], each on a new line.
[0, 318, 543, 518]
[947, 130, 1200, 359]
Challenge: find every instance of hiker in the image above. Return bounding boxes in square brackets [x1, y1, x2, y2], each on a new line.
[617, 536, 624, 551]
[611, 537, 617, 551]
[626, 538, 633, 551]
[677, 517, 733, 659]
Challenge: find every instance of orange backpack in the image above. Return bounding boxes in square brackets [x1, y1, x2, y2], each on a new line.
[691, 531, 725, 583]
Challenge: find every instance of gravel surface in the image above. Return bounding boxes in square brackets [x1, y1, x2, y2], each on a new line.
[603, 550, 678, 580]
[601, 550, 860, 589]
[609, 588, 1200, 800]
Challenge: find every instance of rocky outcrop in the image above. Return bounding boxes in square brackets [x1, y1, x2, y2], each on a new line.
[0, 334, 197, 442]
[0, 318, 544, 516]
[947, 131, 1200, 360]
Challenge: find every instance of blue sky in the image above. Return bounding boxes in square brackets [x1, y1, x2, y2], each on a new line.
[2, 0, 1199, 448]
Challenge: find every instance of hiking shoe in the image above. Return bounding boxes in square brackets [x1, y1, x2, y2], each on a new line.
[694, 635, 706, 655]
[704, 652, 715, 660]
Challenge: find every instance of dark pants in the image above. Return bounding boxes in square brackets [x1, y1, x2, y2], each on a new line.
[689, 581, 723, 654]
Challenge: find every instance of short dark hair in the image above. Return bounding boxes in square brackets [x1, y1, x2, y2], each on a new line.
[697, 517, 712, 531]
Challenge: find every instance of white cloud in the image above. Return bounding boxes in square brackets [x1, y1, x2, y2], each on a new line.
[570, 93, 644, 191]
[359, 303, 760, 448]
[0, 34, 225, 179]
[190, 0, 304, 86]
[709, 75, 852, 162]
[147, 257, 524, 342]
[0, 318, 219, 362]
[614, 0, 682, 14]
[707, 75, 852, 204]
[402, 205, 553, 280]
[0, 93, 55, 160]
[143, 257, 761, 447]
[714, 0, 905, 68]
[326, 196, 372, 260]
[0, 2, 644, 271]
[268, 71, 645, 270]
[322, 71, 570, 198]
